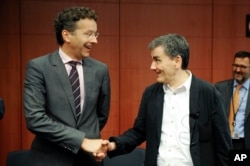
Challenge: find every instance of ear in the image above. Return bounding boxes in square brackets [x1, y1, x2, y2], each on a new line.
[175, 55, 182, 68]
[62, 29, 72, 43]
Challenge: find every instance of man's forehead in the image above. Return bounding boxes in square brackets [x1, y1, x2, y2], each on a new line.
[235, 57, 250, 63]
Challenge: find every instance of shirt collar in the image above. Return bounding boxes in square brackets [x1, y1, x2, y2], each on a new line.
[233, 78, 250, 90]
[59, 48, 82, 64]
[163, 70, 192, 93]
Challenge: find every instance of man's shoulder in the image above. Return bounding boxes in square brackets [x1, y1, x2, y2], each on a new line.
[191, 75, 214, 89]
[215, 79, 233, 86]
[144, 83, 163, 95]
[27, 50, 58, 63]
[84, 57, 107, 65]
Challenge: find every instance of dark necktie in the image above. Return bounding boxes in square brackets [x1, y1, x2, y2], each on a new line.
[68, 61, 81, 120]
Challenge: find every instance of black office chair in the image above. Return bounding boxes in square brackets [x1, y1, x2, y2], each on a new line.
[6, 150, 29, 166]
[103, 148, 145, 166]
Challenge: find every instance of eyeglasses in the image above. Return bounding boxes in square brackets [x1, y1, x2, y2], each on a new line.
[83, 32, 99, 39]
[232, 64, 250, 70]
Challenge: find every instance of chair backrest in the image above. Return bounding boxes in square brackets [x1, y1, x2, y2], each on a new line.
[6, 150, 29, 166]
[103, 148, 145, 166]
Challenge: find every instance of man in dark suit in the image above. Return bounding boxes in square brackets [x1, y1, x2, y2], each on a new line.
[105, 34, 232, 166]
[0, 98, 5, 120]
[215, 51, 250, 150]
[23, 6, 110, 166]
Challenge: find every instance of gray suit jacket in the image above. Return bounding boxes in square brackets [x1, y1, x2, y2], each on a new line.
[23, 50, 110, 166]
[0, 98, 4, 120]
[109, 75, 232, 166]
[215, 79, 250, 149]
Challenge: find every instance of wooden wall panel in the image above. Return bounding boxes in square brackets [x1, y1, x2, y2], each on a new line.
[188, 37, 213, 81]
[0, 0, 21, 165]
[121, 0, 212, 4]
[212, 2, 250, 83]
[214, 0, 250, 5]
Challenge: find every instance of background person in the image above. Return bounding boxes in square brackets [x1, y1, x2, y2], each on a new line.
[215, 51, 250, 150]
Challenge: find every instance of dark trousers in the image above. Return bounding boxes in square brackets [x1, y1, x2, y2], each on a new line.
[232, 138, 245, 150]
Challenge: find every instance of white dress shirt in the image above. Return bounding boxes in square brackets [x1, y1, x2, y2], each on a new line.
[157, 71, 193, 166]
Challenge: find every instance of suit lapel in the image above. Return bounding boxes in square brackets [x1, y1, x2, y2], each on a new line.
[189, 76, 199, 143]
[155, 87, 164, 143]
[76, 58, 94, 122]
[50, 51, 77, 120]
[224, 81, 234, 116]
[245, 84, 250, 122]
[82, 59, 91, 106]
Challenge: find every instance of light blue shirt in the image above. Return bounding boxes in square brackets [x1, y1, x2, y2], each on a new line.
[234, 79, 250, 138]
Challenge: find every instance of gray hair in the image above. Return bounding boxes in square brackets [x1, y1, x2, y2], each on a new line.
[148, 33, 190, 69]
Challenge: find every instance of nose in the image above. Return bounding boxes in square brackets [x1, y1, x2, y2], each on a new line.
[235, 66, 241, 72]
[150, 61, 156, 70]
[90, 37, 98, 44]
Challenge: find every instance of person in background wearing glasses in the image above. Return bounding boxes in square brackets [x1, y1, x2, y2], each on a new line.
[23, 6, 110, 166]
[105, 34, 232, 166]
[215, 51, 250, 150]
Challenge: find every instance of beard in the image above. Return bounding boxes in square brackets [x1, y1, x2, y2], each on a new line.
[233, 71, 248, 84]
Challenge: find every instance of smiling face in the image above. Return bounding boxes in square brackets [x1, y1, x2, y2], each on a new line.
[62, 18, 98, 60]
[233, 57, 250, 84]
[150, 46, 179, 84]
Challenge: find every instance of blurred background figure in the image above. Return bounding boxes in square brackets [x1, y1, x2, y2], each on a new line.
[215, 51, 250, 150]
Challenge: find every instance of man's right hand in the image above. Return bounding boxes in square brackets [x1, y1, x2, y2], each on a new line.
[81, 138, 109, 160]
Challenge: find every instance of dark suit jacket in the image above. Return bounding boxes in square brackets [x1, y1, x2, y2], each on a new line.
[23, 50, 111, 166]
[0, 98, 4, 120]
[215, 79, 250, 149]
[109, 75, 232, 166]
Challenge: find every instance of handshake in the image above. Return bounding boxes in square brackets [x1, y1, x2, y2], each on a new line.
[81, 138, 116, 162]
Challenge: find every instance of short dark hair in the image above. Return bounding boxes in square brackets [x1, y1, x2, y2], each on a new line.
[54, 6, 98, 45]
[148, 33, 190, 69]
[234, 51, 250, 59]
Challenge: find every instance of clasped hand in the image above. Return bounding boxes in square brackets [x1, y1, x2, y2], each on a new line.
[81, 138, 116, 162]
